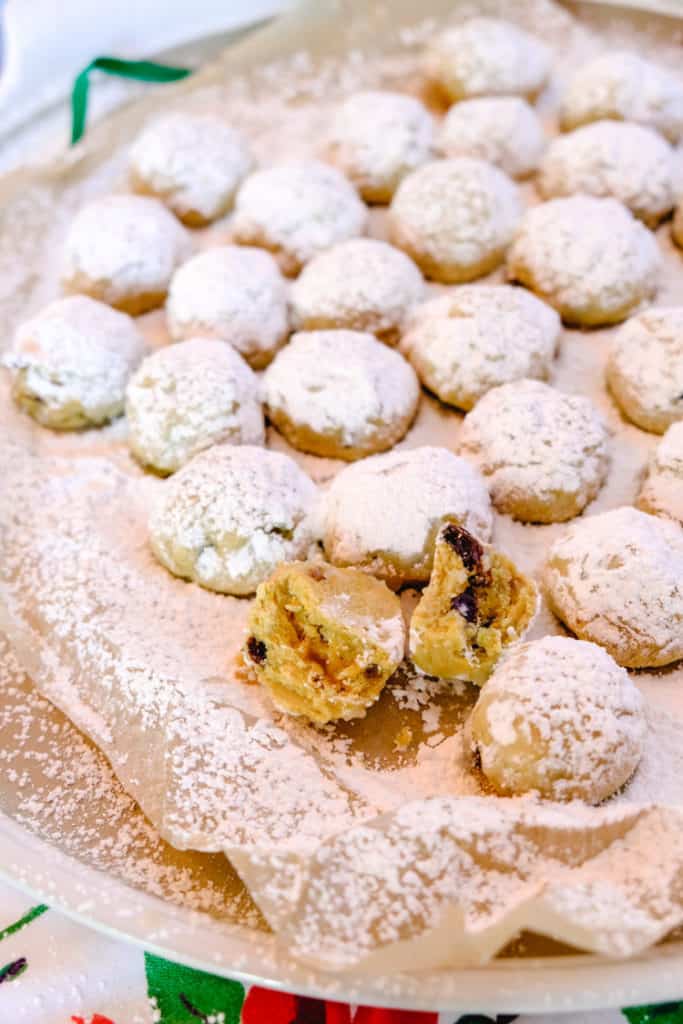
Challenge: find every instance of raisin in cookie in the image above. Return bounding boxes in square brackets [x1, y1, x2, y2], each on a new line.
[389, 158, 521, 283]
[232, 161, 368, 276]
[61, 195, 190, 315]
[401, 286, 560, 411]
[290, 238, 424, 345]
[246, 562, 405, 723]
[325, 90, 434, 203]
[436, 97, 545, 180]
[424, 18, 551, 103]
[126, 338, 264, 474]
[543, 505, 683, 668]
[465, 636, 646, 803]
[149, 444, 318, 595]
[409, 522, 537, 685]
[322, 445, 492, 586]
[507, 196, 660, 326]
[606, 308, 683, 434]
[166, 246, 288, 370]
[5, 295, 145, 430]
[129, 112, 252, 226]
[459, 379, 610, 523]
[637, 422, 683, 525]
[262, 330, 420, 461]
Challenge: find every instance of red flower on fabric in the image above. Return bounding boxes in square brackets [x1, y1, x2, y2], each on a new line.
[242, 986, 438, 1024]
[71, 1015, 115, 1024]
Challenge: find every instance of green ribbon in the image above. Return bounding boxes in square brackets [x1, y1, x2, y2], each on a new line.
[71, 57, 193, 144]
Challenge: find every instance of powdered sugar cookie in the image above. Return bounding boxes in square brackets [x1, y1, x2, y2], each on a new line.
[466, 636, 645, 803]
[606, 308, 683, 434]
[262, 329, 420, 461]
[507, 196, 660, 326]
[424, 17, 551, 103]
[401, 286, 560, 411]
[61, 194, 190, 315]
[459, 379, 610, 522]
[232, 161, 368, 276]
[325, 90, 434, 203]
[290, 238, 424, 345]
[126, 338, 264, 475]
[538, 121, 676, 227]
[166, 245, 288, 369]
[129, 112, 252, 226]
[436, 97, 545, 180]
[389, 158, 521, 283]
[544, 506, 683, 668]
[322, 445, 493, 585]
[637, 422, 683, 525]
[5, 295, 145, 430]
[560, 51, 683, 143]
[149, 444, 318, 595]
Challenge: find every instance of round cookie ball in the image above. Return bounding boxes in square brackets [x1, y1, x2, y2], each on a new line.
[538, 121, 676, 227]
[5, 295, 145, 430]
[149, 444, 318, 595]
[231, 161, 368, 276]
[459, 379, 610, 523]
[543, 505, 683, 668]
[465, 636, 646, 804]
[126, 338, 264, 475]
[560, 51, 683, 143]
[436, 97, 545, 180]
[322, 445, 493, 585]
[389, 158, 521, 284]
[671, 201, 683, 250]
[166, 245, 289, 370]
[606, 308, 683, 434]
[423, 17, 551, 103]
[637, 422, 683, 526]
[507, 196, 660, 326]
[129, 112, 252, 226]
[325, 90, 434, 203]
[262, 329, 420, 461]
[61, 194, 190, 315]
[290, 238, 424, 345]
[401, 285, 560, 411]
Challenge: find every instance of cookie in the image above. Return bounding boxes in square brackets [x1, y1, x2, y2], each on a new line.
[126, 338, 264, 475]
[637, 422, 683, 525]
[290, 238, 424, 345]
[538, 120, 676, 227]
[166, 245, 289, 370]
[61, 194, 190, 315]
[245, 561, 405, 723]
[507, 196, 660, 326]
[409, 522, 537, 686]
[232, 161, 368, 276]
[606, 307, 683, 434]
[401, 285, 560, 411]
[325, 90, 434, 202]
[262, 330, 420, 461]
[322, 445, 493, 586]
[560, 51, 683, 142]
[436, 97, 545, 179]
[5, 295, 145, 430]
[459, 379, 610, 522]
[424, 17, 550, 102]
[465, 636, 646, 803]
[389, 158, 521, 283]
[129, 112, 252, 226]
[543, 505, 683, 668]
[149, 444, 318, 595]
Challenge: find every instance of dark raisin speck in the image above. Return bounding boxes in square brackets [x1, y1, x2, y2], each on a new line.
[247, 636, 267, 664]
[441, 522, 483, 574]
[450, 586, 478, 624]
[364, 663, 381, 678]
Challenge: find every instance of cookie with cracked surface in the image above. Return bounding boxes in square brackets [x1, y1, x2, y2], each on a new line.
[436, 97, 545, 180]
[245, 561, 405, 723]
[637, 422, 683, 525]
[409, 522, 537, 686]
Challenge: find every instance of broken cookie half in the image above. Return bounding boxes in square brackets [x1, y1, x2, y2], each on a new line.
[409, 521, 537, 685]
[245, 561, 406, 724]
